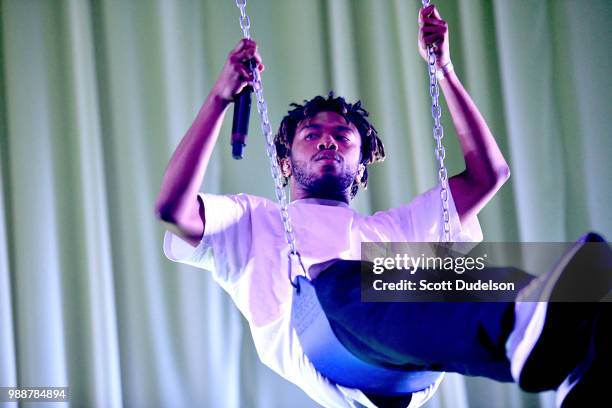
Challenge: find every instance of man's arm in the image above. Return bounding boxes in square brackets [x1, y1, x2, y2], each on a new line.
[155, 39, 263, 247]
[440, 70, 510, 224]
[418, 5, 510, 224]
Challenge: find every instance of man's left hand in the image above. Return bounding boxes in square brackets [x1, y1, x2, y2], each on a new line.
[418, 4, 450, 68]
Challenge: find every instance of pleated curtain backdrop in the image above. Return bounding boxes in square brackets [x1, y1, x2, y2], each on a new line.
[1, 0, 610, 407]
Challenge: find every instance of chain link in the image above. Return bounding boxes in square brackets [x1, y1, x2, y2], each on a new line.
[421, 0, 451, 243]
[236, 0, 250, 39]
[234, 0, 307, 287]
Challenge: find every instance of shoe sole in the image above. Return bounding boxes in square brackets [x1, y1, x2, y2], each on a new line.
[556, 305, 610, 407]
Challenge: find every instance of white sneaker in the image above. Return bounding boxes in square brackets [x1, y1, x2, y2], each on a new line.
[506, 233, 611, 392]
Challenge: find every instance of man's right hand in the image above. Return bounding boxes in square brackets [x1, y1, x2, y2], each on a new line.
[213, 38, 264, 103]
[156, 40, 263, 248]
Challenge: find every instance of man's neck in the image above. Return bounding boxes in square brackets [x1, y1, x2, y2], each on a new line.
[291, 185, 350, 204]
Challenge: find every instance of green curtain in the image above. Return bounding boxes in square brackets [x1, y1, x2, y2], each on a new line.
[1, 0, 610, 407]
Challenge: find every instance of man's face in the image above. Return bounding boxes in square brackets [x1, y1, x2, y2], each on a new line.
[287, 111, 362, 198]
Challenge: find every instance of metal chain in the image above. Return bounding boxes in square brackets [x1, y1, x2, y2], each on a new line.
[421, 0, 451, 243]
[235, 0, 307, 287]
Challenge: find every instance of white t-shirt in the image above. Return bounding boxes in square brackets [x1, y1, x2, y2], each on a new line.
[163, 186, 483, 408]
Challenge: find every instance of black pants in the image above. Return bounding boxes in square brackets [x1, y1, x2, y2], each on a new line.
[312, 261, 535, 386]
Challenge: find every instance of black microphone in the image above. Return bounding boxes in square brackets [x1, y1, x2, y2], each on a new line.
[231, 85, 253, 160]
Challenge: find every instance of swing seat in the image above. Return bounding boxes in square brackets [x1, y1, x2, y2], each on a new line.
[291, 273, 443, 395]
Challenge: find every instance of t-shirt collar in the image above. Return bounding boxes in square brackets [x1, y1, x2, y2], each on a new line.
[291, 197, 350, 208]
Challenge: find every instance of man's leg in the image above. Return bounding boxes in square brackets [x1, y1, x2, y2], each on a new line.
[312, 233, 611, 402]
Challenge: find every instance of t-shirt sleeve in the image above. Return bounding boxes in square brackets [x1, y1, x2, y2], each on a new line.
[162, 193, 252, 286]
[383, 184, 483, 243]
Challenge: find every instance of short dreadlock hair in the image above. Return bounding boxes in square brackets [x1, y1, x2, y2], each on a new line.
[274, 93, 386, 199]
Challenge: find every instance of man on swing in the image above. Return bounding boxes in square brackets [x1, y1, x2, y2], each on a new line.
[156, 4, 610, 408]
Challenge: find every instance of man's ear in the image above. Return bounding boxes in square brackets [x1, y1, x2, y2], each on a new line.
[280, 158, 292, 177]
